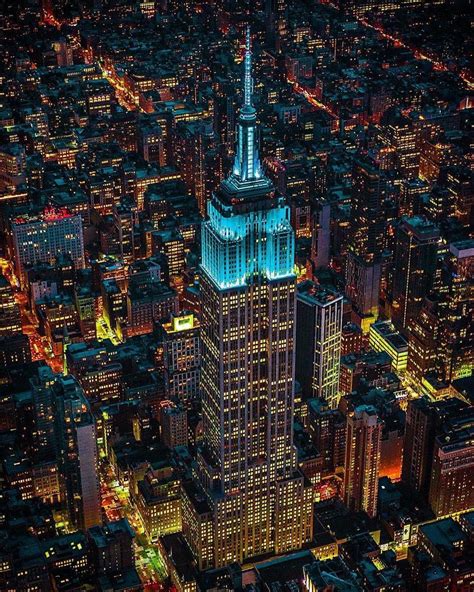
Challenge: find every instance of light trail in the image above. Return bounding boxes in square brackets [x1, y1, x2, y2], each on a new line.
[358, 17, 473, 90]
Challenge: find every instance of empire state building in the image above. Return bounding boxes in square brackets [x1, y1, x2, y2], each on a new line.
[182, 30, 313, 570]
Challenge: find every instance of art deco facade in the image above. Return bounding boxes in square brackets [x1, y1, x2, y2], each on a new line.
[183, 31, 313, 570]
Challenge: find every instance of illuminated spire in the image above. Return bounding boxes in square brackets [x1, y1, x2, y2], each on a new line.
[228, 27, 268, 187]
[244, 26, 253, 108]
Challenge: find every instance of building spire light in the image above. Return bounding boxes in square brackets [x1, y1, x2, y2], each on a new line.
[228, 26, 269, 188]
[244, 26, 253, 107]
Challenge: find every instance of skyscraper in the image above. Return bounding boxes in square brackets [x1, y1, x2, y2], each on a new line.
[55, 374, 102, 530]
[401, 397, 436, 497]
[296, 281, 343, 408]
[345, 154, 388, 327]
[29, 366, 101, 530]
[390, 216, 439, 334]
[0, 272, 22, 336]
[183, 30, 313, 569]
[429, 429, 474, 518]
[265, 0, 288, 52]
[343, 405, 382, 518]
[162, 311, 201, 405]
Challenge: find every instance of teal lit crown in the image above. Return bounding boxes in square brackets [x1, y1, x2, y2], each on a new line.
[201, 28, 295, 290]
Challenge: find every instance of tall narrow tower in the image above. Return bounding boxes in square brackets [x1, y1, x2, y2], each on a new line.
[183, 30, 313, 570]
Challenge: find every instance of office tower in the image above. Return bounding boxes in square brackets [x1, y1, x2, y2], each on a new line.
[296, 281, 343, 408]
[112, 201, 135, 264]
[30, 367, 102, 529]
[134, 467, 182, 541]
[399, 178, 429, 218]
[390, 216, 439, 333]
[349, 155, 388, 263]
[213, 81, 236, 156]
[31, 366, 59, 462]
[345, 255, 381, 329]
[183, 31, 313, 569]
[307, 399, 346, 476]
[345, 155, 388, 326]
[162, 312, 200, 405]
[343, 405, 382, 518]
[55, 374, 102, 530]
[88, 519, 135, 577]
[341, 322, 363, 356]
[437, 240, 473, 382]
[369, 320, 408, 373]
[11, 206, 85, 288]
[265, 0, 288, 52]
[0, 333, 31, 369]
[138, 119, 165, 165]
[151, 227, 185, 280]
[402, 397, 472, 506]
[66, 342, 123, 405]
[160, 401, 188, 449]
[310, 201, 331, 270]
[74, 283, 96, 343]
[0, 144, 26, 191]
[380, 110, 420, 180]
[0, 273, 22, 336]
[407, 297, 441, 385]
[102, 279, 127, 340]
[174, 120, 222, 217]
[447, 167, 473, 229]
[429, 425, 474, 518]
[401, 398, 436, 497]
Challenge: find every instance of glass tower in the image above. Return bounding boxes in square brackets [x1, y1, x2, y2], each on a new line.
[184, 29, 313, 570]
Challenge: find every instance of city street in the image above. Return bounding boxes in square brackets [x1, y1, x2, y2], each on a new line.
[100, 463, 168, 587]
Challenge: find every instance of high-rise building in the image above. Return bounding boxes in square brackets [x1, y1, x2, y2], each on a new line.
[10, 206, 85, 288]
[345, 155, 388, 325]
[307, 398, 346, 476]
[162, 311, 200, 405]
[401, 397, 436, 497]
[296, 281, 343, 408]
[31, 366, 59, 462]
[402, 397, 472, 509]
[310, 201, 331, 270]
[29, 366, 102, 530]
[379, 110, 420, 180]
[349, 155, 388, 264]
[407, 297, 441, 385]
[345, 253, 381, 329]
[183, 31, 313, 570]
[390, 216, 439, 334]
[429, 423, 474, 518]
[0, 273, 22, 336]
[88, 519, 135, 577]
[54, 374, 102, 530]
[343, 405, 382, 518]
[265, 0, 288, 52]
[369, 320, 408, 373]
[160, 401, 188, 449]
[174, 119, 222, 217]
[437, 240, 473, 382]
[66, 342, 123, 405]
[134, 467, 182, 541]
[0, 144, 26, 191]
[112, 201, 135, 264]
